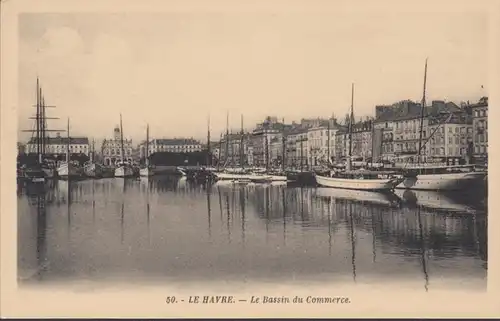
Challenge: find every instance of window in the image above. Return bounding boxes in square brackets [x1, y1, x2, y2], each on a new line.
[448, 127, 453, 133]
[448, 137, 452, 144]
[455, 137, 459, 144]
[455, 127, 459, 133]
[449, 147, 453, 155]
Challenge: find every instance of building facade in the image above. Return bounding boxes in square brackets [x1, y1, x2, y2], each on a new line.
[101, 126, 133, 166]
[470, 97, 488, 164]
[139, 138, 203, 160]
[218, 133, 251, 167]
[250, 117, 285, 168]
[26, 134, 90, 157]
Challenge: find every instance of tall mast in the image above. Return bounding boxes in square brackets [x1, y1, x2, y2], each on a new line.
[347, 83, 354, 171]
[145, 124, 150, 166]
[417, 58, 428, 163]
[327, 118, 331, 165]
[281, 118, 286, 172]
[207, 114, 211, 167]
[41, 91, 46, 161]
[240, 114, 244, 168]
[265, 131, 269, 170]
[120, 114, 125, 162]
[36, 78, 41, 162]
[66, 118, 70, 163]
[225, 111, 229, 166]
[91, 138, 95, 162]
[300, 134, 304, 171]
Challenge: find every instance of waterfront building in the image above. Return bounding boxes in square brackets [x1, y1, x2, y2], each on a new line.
[101, 126, 133, 166]
[250, 117, 285, 168]
[469, 97, 488, 164]
[26, 133, 90, 157]
[374, 100, 427, 162]
[218, 132, 251, 167]
[373, 99, 464, 163]
[427, 106, 473, 165]
[138, 137, 203, 160]
[306, 119, 339, 167]
[334, 121, 372, 162]
[285, 127, 306, 169]
[269, 136, 284, 168]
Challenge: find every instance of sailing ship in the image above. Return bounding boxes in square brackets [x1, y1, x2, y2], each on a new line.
[21, 78, 62, 183]
[213, 113, 273, 183]
[315, 83, 404, 191]
[139, 124, 154, 177]
[57, 118, 83, 179]
[114, 114, 134, 178]
[84, 138, 103, 178]
[395, 59, 487, 191]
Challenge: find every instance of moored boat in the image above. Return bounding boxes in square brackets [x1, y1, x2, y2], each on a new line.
[396, 165, 487, 191]
[114, 114, 134, 178]
[315, 170, 403, 191]
[139, 124, 154, 177]
[315, 83, 404, 191]
[115, 161, 134, 178]
[83, 161, 103, 178]
[57, 161, 83, 179]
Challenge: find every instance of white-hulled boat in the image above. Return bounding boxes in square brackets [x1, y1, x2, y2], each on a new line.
[393, 59, 488, 192]
[396, 164, 487, 191]
[314, 83, 404, 192]
[315, 170, 403, 191]
[84, 139, 103, 178]
[115, 161, 134, 177]
[57, 118, 83, 180]
[57, 161, 82, 179]
[139, 167, 153, 177]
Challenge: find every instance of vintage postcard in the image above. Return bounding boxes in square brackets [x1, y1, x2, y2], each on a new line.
[1, 0, 499, 318]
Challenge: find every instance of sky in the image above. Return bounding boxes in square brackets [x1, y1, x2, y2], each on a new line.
[17, 7, 489, 144]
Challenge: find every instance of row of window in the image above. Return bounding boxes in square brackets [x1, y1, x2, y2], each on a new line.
[474, 109, 487, 117]
[28, 144, 88, 152]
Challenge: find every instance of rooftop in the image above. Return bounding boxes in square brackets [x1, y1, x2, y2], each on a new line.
[28, 137, 89, 145]
[151, 138, 202, 145]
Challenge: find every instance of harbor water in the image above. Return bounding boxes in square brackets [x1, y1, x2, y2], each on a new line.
[17, 176, 487, 291]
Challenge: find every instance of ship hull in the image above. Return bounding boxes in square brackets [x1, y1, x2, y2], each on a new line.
[84, 163, 103, 178]
[315, 174, 401, 191]
[396, 171, 487, 191]
[139, 167, 154, 177]
[114, 165, 134, 178]
[57, 163, 82, 179]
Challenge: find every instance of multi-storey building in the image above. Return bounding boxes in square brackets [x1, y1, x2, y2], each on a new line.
[138, 137, 203, 160]
[427, 110, 473, 164]
[218, 132, 251, 167]
[470, 97, 488, 164]
[306, 119, 339, 167]
[101, 126, 133, 166]
[374, 99, 463, 163]
[285, 127, 309, 169]
[251, 117, 285, 168]
[334, 121, 372, 161]
[26, 133, 90, 157]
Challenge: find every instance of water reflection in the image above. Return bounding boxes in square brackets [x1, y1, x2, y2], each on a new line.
[18, 176, 487, 290]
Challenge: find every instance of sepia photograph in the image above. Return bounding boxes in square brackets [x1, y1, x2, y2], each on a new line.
[2, 0, 499, 318]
